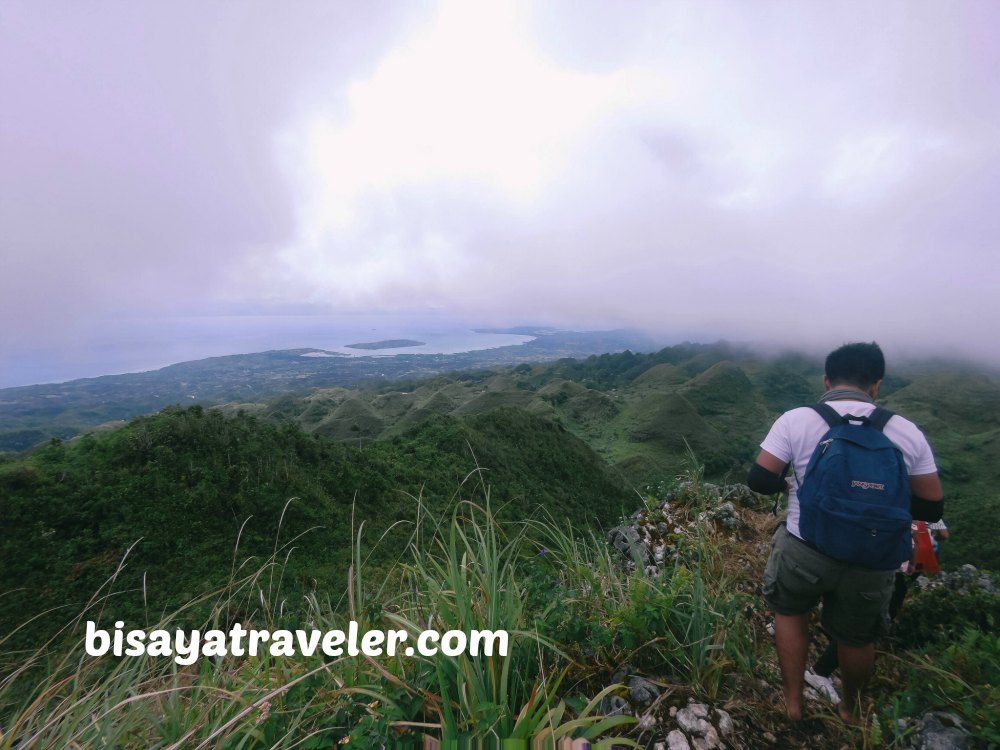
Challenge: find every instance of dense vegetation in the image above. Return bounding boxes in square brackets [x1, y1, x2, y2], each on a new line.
[233, 343, 1000, 570]
[0, 405, 633, 651]
[1, 341, 998, 747]
[2, 475, 996, 748]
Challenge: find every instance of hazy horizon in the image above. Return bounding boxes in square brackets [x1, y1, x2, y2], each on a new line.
[3, 1, 999, 387]
[3, 313, 994, 391]
[0, 312, 547, 388]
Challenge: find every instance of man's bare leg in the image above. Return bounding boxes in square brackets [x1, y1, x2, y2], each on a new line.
[774, 612, 809, 721]
[836, 642, 874, 724]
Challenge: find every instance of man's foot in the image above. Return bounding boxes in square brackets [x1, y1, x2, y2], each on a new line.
[837, 702, 860, 725]
[804, 669, 841, 703]
[784, 692, 803, 722]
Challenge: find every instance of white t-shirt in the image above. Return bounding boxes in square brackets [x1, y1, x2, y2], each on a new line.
[760, 399, 938, 539]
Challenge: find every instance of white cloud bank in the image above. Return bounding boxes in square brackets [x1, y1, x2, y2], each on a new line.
[258, 0, 999, 359]
[2, 0, 999, 384]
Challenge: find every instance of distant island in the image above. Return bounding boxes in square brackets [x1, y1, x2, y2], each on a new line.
[345, 339, 426, 350]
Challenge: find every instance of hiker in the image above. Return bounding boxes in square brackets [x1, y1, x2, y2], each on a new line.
[747, 342, 943, 723]
[805, 517, 951, 701]
[927, 519, 950, 558]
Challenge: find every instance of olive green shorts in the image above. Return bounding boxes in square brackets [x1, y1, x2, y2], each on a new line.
[762, 524, 895, 647]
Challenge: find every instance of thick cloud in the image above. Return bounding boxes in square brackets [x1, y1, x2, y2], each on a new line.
[0, 1, 429, 324]
[2, 0, 998, 386]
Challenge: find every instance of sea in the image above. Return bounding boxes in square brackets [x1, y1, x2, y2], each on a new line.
[1, 314, 536, 389]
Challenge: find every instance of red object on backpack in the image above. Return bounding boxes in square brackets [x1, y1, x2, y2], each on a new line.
[912, 521, 940, 574]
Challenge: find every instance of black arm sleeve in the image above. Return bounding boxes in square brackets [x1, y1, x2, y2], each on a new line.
[747, 463, 788, 495]
[911, 496, 944, 523]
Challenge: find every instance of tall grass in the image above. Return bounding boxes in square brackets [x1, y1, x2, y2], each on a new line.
[0, 499, 375, 749]
[7, 472, 992, 748]
[6, 448, 999, 750]
[0, 566, 311, 749]
[527, 501, 751, 702]
[0, 482, 645, 748]
[303, 484, 640, 747]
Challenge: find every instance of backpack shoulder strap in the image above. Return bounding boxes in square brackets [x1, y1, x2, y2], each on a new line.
[809, 403, 843, 429]
[868, 407, 895, 432]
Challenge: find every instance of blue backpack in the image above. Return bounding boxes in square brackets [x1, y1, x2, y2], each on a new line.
[797, 404, 912, 570]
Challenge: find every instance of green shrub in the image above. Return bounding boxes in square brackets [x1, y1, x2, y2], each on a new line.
[892, 578, 1000, 647]
[882, 628, 1000, 747]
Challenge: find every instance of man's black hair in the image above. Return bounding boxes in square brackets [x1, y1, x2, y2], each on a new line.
[825, 342, 886, 390]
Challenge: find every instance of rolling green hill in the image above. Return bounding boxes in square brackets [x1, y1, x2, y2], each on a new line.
[229, 343, 1000, 570]
[0, 329, 656, 452]
[3, 339, 997, 643]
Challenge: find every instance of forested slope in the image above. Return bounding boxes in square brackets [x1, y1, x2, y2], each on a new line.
[0, 405, 633, 648]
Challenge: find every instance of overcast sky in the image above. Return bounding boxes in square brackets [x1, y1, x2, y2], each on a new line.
[2, 0, 999, 386]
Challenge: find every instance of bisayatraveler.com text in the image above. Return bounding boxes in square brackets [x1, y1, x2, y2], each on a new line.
[85, 621, 508, 665]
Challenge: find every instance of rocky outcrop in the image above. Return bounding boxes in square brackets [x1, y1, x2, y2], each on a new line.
[606, 482, 756, 574]
[897, 711, 973, 749]
[652, 700, 735, 750]
[602, 664, 735, 749]
[916, 563, 997, 595]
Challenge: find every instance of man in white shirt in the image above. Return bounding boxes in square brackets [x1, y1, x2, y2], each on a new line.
[748, 342, 943, 723]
